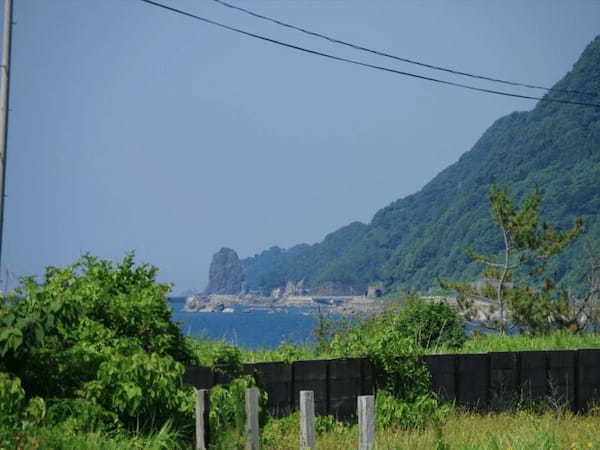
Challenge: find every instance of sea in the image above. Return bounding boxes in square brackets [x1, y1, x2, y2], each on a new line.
[167, 297, 515, 349]
[168, 297, 320, 349]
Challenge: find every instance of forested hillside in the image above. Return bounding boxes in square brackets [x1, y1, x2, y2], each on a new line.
[240, 36, 600, 294]
[242, 221, 368, 293]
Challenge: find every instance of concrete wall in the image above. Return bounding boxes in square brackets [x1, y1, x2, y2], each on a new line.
[184, 349, 600, 420]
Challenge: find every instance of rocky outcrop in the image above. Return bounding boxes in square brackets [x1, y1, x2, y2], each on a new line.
[284, 280, 307, 297]
[204, 247, 244, 295]
[183, 295, 219, 312]
[184, 295, 239, 312]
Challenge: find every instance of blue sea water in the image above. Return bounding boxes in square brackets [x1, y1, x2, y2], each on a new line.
[167, 298, 517, 349]
[168, 298, 319, 349]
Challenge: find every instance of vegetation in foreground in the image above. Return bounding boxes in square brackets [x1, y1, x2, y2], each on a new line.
[193, 313, 600, 367]
[0, 254, 198, 448]
[260, 409, 600, 450]
[2, 183, 600, 450]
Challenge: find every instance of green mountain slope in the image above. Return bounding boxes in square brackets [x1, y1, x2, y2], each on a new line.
[242, 221, 369, 294]
[241, 36, 600, 294]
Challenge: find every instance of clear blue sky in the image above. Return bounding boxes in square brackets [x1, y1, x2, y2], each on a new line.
[2, 0, 599, 293]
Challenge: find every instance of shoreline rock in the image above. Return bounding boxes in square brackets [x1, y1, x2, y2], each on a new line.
[182, 292, 383, 316]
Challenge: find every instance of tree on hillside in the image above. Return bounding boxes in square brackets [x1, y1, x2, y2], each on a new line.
[520, 241, 600, 333]
[439, 186, 585, 333]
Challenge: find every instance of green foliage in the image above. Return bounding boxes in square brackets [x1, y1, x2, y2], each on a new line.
[328, 308, 429, 401]
[242, 221, 370, 293]
[45, 398, 119, 433]
[83, 351, 194, 428]
[396, 296, 466, 349]
[260, 412, 299, 448]
[326, 307, 456, 430]
[0, 372, 46, 431]
[208, 375, 267, 449]
[191, 338, 243, 367]
[0, 253, 196, 434]
[0, 371, 26, 427]
[440, 186, 584, 333]
[432, 330, 600, 354]
[312, 311, 348, 354]
[314, 415, 346, 435]
[0, 420, 185, 450]
[375, 389, 453, 430]
[240, 341, 322, 364]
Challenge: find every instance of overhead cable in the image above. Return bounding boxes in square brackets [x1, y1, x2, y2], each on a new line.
[209, 0, 596, 98]
[136, 0, 600, 108]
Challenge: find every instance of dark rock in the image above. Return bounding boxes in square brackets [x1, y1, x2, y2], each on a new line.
[204, 248, 244, 295]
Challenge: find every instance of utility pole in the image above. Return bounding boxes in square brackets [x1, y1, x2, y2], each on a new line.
[0, 0, 13, 273]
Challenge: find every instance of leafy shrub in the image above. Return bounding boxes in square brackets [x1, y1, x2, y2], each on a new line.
[375, 389, 453, 430]
[0, 253, 196, 433]
[263, 342, 310, 363]
[0, 371, 26, 428]
[0, 372, 47, 448]
[325, 303, 460, 430]
[0, 372, 46, 429]
[396, 296, 466, 350]
[191, 337, 244, 368]
[83, 350, 194, 429]
[329, 308, 430, 401]
[208, 375, 267, 449]
[314, 415, 346, 435]
[209, 341, 243, 366]
[45, 398, 119, 432]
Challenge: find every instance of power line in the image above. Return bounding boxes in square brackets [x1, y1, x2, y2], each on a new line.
[136, 0, 600, 109]
[209, 0, 596, 98]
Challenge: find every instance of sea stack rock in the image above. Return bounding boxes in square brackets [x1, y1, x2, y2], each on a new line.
[204, 247, 244, 295]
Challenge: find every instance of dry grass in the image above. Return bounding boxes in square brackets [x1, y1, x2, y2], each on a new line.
[262, 410, 600, 449]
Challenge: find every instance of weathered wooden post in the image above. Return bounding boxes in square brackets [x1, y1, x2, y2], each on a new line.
[358, 395, 375, 450]
[300, 390, 316, 449]
[195, 389, 210, 450]
[245, 388, 260, 450]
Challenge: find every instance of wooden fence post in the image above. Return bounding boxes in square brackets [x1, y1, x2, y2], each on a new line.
[195, 388, 210, 450]
[358, 395, 375, 450]
[245, 388, 260, 450]
[300, 390, 316, 450]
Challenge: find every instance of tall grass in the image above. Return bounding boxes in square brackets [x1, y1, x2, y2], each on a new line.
[434, 331, 600, 355]
[191, 331, 600, 366]
[1, 420, 186, 450]
[260, 410, 600, 449]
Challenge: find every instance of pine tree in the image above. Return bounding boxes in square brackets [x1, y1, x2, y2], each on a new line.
[439, 186, 584, 333]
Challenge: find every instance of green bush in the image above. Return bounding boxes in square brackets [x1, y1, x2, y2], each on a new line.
[83, 350, 194, 429]
[0, 372, 46, 430]
[328, 309, 430, 401]
[0, 371, 26, 428]
[208, 375, 267, 450]
[375, 389, 453, 430]
[0, 372, 47, 448]
[396, 296, 466, 350]
[323, 301, 460, 430]
[314, 415, 346, 435]
[0, 253, 196, 434]
[45, 398, 119, 433]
